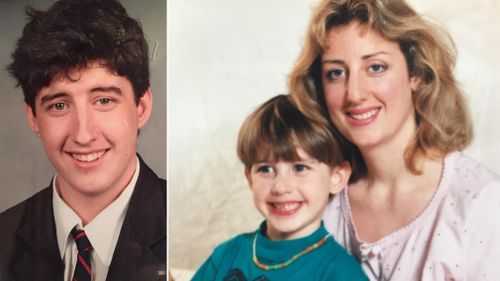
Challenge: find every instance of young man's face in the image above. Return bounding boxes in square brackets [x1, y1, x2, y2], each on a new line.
[26, 63, 152, 202]
[245, 148, 350, 240]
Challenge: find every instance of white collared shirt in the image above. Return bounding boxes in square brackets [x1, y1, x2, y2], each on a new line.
[53, 157, 140, 281]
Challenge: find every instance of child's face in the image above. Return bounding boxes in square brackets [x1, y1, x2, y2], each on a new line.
[245, 147, 350, 240]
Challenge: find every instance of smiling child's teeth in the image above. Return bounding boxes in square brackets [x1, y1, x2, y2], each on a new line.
[274, 202, 301, 211]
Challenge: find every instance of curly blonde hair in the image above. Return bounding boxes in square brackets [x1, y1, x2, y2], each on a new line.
[289, 0, 473, 181]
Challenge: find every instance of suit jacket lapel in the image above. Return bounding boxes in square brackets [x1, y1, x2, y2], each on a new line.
[106, 156, 166, 281]
[9, 157, 165, 281]
[11, 187, 64, 281]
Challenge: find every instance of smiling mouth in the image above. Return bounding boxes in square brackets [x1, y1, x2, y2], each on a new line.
[71, 150, 107, 162]
[348, 108, 379, 120]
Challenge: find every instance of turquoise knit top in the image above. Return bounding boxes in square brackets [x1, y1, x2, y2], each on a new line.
[192, 221, 368, 281]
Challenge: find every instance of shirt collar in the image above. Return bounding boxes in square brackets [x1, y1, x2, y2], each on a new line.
[53, 156, 140, 266]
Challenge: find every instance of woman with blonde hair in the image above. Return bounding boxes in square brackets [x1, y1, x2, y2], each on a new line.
[289, 0, 500, 279]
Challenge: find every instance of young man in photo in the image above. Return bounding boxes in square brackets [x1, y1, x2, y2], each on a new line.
[0, 0, 166, 280]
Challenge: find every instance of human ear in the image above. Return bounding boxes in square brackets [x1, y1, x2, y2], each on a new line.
[329, 161, 351, 194]
[25, 105, 40, 137]
[137, 88, 153, 129]
[409, 75, 421, 92]
[244, 169, 253, 190]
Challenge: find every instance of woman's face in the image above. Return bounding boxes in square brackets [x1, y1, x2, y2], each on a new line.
[321, 21, 419, 151]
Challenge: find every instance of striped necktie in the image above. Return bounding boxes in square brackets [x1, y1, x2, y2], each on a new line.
[71, 227, 92, 281]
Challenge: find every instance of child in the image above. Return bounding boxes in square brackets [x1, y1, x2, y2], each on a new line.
[192, 95, 367, 281]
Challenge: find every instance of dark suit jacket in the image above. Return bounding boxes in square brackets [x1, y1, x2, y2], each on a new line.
[0, 155, 166, 281]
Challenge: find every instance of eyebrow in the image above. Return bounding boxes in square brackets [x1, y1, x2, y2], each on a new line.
[322, 59, 345, 65]
[322, 51, 390, 64]
[90, 86, 123, 95]
[39, 86, 123, 106]
[40, 93, 68, 106]
[361, 51, 389, 60]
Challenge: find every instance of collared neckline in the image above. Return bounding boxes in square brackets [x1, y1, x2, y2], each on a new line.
[53, 156, 140, 266]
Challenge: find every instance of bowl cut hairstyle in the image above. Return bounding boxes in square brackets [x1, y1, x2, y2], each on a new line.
[237, 94, 349, 171]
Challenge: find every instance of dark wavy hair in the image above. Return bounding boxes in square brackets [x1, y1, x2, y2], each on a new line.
[7, 0, 150, 114]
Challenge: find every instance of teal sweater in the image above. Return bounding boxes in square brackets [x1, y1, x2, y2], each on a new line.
[192, 222, 368, 281]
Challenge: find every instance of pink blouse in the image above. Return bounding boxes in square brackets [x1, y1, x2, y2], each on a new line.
[324, 152, 500, 280]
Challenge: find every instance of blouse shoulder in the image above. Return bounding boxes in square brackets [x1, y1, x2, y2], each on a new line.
[452, 153, 500, 187]
[445, 153, 500, 208]
[445, 153, 500, 279]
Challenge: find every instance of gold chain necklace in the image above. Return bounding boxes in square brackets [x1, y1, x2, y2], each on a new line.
[252, 232, 330, 271]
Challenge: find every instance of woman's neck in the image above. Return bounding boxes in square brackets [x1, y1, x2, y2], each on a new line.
[349, 146, 444, 242]
[356, 117, 421, 188]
